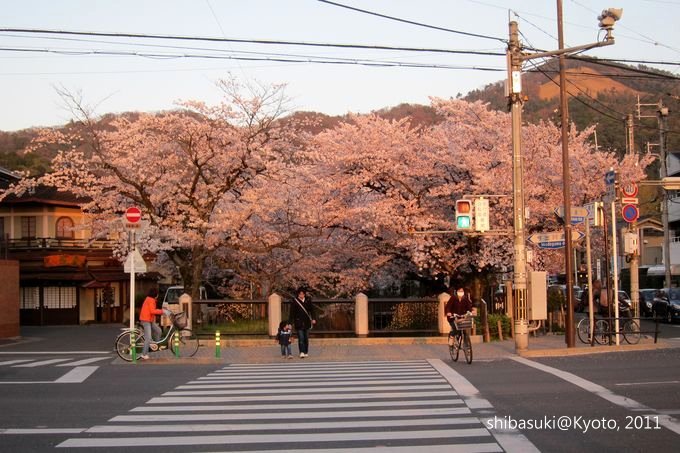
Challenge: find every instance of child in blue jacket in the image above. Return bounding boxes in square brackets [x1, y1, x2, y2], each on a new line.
[276, 321, 294, 359]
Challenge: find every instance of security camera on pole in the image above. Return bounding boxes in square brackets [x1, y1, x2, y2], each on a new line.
[507, 4, 621, 351]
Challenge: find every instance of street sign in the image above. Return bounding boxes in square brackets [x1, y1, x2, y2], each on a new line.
[527, 230, 586, 249]
[621, 182, 638, 198]
[621, 204, 639, 223]
[621, 197, 638, 205]
[124, 249, 147, 273]
[605, 170, 616, 185]
[554, 206, 589, 225]
[125, 206, 142, 224]
[584, 202, 603, 227]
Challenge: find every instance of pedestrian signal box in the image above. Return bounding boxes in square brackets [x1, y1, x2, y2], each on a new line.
[455, 199, 473, 230]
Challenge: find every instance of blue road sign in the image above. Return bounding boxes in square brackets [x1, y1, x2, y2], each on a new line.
[605, 170, 616, 185]
[622, 204, 639, 223]
[527, 231, 586, 249]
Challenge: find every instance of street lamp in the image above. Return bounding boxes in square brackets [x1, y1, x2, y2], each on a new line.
[507, 4, 621, 351]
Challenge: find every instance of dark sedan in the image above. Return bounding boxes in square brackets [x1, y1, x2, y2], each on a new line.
[638, 289, 657, 317]
[652, 288, 680, 323]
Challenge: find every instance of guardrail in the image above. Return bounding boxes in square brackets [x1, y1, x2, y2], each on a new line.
[4, 237, 115, 249]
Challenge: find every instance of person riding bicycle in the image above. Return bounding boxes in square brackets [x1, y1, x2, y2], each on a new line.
[445, 287, 477, 345]
[139, 288, 171, 360]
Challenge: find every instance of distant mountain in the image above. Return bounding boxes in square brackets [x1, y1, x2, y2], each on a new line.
[2, 59, 678, 177]
[464, 58, 680, 158]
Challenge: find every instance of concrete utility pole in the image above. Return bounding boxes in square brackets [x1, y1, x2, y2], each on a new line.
[659, 104, 671, 288]
[507, 5, 619, 351]
[557, 0, 576, 348]
[507, 21, 529, 351]
[638, 99, 671, 288]
[626, 114, 640, 318]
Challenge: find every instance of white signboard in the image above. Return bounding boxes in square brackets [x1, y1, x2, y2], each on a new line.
[124, 249, 148, 273]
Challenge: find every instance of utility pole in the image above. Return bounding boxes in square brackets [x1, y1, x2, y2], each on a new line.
[506, 6, 619, 351]
[659, 104, 671, 288]
[508, 21, 529, 351]
[557, 0, 576, 348]
[626, 114, 640, 318]
[638, 98, 671, 288]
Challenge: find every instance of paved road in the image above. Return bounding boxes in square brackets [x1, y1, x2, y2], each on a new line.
[1, 324, 679, 451]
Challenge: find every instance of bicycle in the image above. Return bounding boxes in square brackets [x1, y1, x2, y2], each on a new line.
[593, 316, 640, 345]
[576, 317, 594, 344]
[448, 312, 473, 364]
[114, 311, 199, 361]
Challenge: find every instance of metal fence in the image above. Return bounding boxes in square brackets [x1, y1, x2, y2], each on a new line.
[191, 297, 440, 337]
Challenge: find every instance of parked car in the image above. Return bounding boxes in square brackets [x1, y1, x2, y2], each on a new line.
[638, 289, 657, 317]
[548, 285, 583, 310]
[652, 288, 680, 323]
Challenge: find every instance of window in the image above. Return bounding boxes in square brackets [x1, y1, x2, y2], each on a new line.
[20, 287, 40, 309]
[21, 216, 36, 239]
[44, 286, 77, 309]
[56, 216, 75, 239]
[0, 217, 5, 239]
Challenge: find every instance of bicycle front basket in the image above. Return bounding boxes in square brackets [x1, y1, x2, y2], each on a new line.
[454, 318, 473, 330]
[173, 312, 188, 329]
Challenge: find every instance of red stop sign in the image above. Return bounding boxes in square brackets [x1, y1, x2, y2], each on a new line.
[125, 206, 142, 223]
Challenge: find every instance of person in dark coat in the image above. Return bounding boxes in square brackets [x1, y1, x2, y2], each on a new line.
[289, 288, 316, 358]
[445, 287, 476, 344]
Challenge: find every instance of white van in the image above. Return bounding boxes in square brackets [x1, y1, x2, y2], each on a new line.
[162, 286, 207, 305]
[161, 286, 207, 328]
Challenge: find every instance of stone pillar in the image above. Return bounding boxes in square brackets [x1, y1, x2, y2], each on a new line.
[178, 293, 192, 328]
[438, 292, 451, 335]
[355, 293, 368, 337]
[268, 293, 282, 338]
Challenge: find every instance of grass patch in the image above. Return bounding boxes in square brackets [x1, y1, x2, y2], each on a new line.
[196, 319, 268, 335]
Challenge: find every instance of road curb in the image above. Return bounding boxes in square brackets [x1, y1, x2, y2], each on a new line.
[518, 340, 673, 358]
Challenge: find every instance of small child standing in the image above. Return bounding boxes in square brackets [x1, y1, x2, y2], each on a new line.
[276, 321, 293, 359]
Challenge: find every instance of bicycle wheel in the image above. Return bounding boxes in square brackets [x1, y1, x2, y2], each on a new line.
[576, 318, 592, 344]
[623, 320, 641, 345]
[115, 330, 143, 362]
[171, 329, 199, 357]
[594, 319, 609, 345]
[462, 332, 473, 364]
[449, 333, 460, 362]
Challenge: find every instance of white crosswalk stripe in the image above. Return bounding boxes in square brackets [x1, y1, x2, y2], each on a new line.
[57, 360, 513, 451]
[0, 356, 110, 368]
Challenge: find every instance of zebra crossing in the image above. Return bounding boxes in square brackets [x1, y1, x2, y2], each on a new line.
[57, 359, 533, 451]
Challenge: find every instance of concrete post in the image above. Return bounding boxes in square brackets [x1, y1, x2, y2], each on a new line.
[438, 292, 451, 335]
[355, 293, 369, 337]
[178, 293, 192, 328]
[268, 293, 282, 338]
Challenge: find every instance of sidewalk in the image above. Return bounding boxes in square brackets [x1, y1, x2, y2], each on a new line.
[1, 324, 675, 364]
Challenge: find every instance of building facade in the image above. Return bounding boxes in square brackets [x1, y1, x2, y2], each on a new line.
[0, 167, 157, 325]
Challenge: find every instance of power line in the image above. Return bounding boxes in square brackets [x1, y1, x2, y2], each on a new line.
[316, 0, 507, 43]
[0, 46, 505, 72]
[0, 28, 506, 57]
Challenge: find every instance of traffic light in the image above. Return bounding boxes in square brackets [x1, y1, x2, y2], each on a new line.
[474, 197, 490, 232]
[455, 199, 473, 230]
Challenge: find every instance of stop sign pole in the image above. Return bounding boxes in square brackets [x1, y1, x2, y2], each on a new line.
[125, 207, 141, 362]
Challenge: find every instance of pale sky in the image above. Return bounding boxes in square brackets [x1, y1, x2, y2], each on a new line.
[1, 0, 677, 131]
